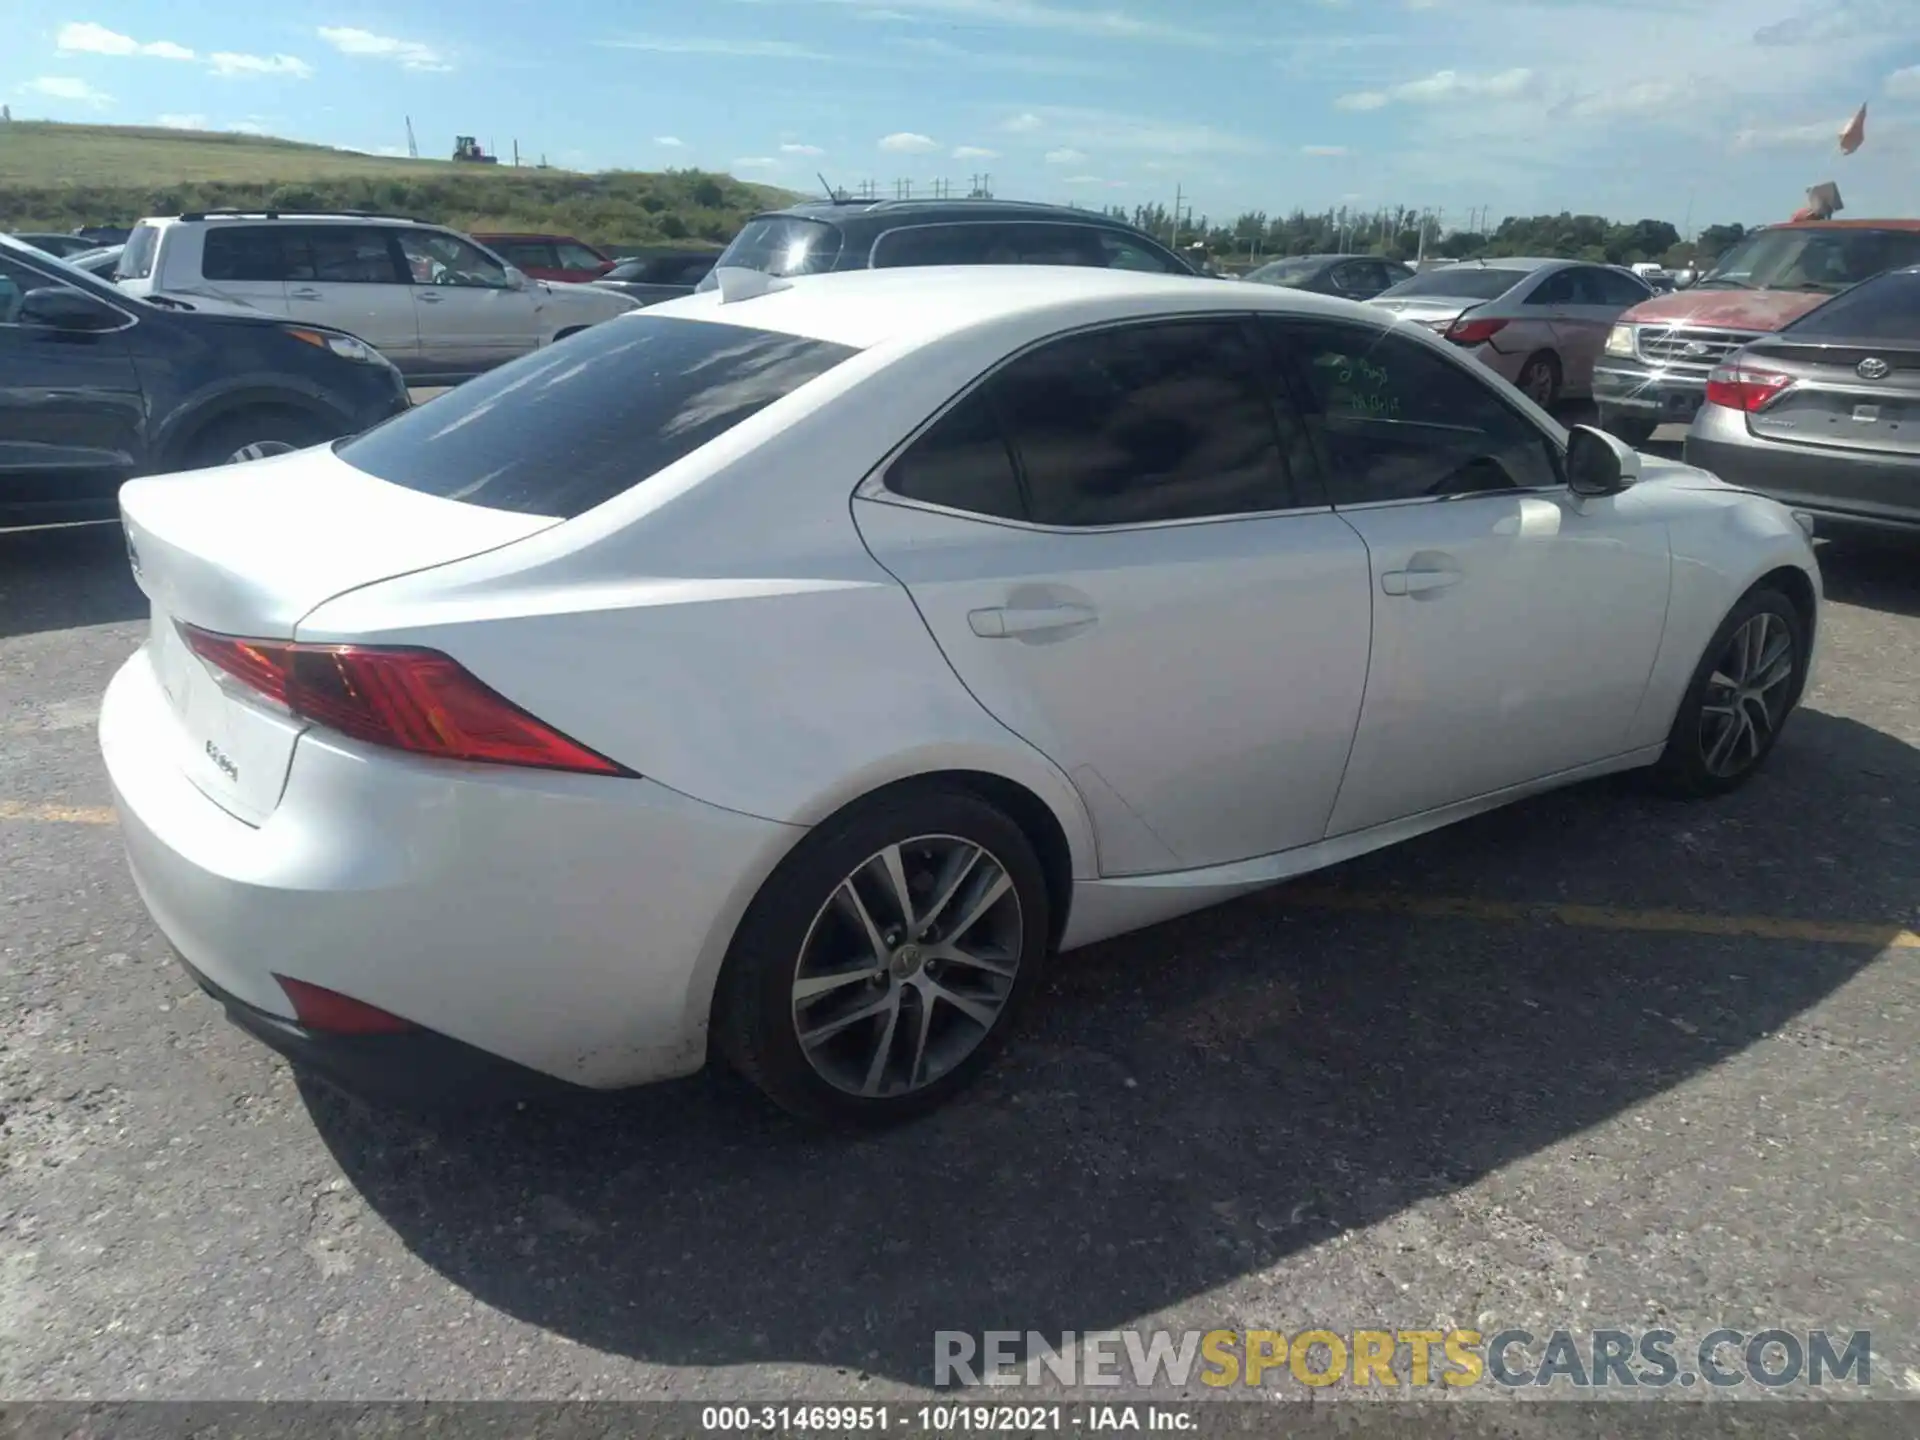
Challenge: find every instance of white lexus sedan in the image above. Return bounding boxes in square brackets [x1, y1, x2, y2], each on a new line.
[101, 265, 1822, 1126]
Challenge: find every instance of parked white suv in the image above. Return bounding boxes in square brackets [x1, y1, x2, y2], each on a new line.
[115, 211, 639, 385]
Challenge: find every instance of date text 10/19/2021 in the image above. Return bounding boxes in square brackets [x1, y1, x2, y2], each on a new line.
[701, 1406, 1190, 1432]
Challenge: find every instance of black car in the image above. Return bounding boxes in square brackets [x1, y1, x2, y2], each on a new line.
[698, 199, 1192, 288]
[592, 249, 719, 306]
[11, 232, 102, 260]
[1, 236, 411, 527]
[1243, 253, 1413, 301]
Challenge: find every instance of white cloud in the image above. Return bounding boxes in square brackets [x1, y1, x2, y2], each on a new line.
[655, 135, 686, 146]
[1043, 146, 1086, 163]
[881, 33, 1119, 76]
[733, 156, 779, 168]
[879, 130, 938, 152]
[229, 120, 270, 135]
[209, 52, 315, 78]
[1301, 144, 1349, 156]
[156, 112, 207, 129]
[1888, 65, 1920, 98]
[1001, 111, 1044, 133]
[1062, 174, 1103, 184]
[1000, 105, 1260, 157]
[952, 144, 998, 158]
[780, 141, 825, 155]
[1730, 117, 1850, 150]
[316, 27, 451, 72]
[600, 36, 832, 59]
[56, 22, 194, 60]
[1338, 66, 1534, 110]
[23, 76, 113, 106]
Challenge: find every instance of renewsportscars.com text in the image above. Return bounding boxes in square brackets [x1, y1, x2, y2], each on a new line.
[934, 1327, 1873, 1390]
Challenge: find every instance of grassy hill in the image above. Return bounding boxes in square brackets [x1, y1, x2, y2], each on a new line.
[0, 122, 795, 250]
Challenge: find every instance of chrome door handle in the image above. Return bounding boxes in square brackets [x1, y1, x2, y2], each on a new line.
[1381, 569, 1462, 596]
[968, 604, 1097, 639]
[288, 288, 323, 301]
[416, 292, 444, 303]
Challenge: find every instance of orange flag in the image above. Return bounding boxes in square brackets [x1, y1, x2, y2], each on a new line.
[1840, 103, 1866, 155]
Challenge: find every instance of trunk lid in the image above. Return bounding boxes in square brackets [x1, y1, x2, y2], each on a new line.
[1742, 343, 1920, 457]
[1368, 297, 1471, 334]
[120, 445, 558, 824]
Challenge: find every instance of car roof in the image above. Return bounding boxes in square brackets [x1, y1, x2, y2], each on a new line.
[136, 212, 440, 228]
[760, 198, 1156, 233]
[645, 263, 1388, 351]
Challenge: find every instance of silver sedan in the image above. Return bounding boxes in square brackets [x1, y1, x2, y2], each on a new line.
[1370, 258, 1655, 408]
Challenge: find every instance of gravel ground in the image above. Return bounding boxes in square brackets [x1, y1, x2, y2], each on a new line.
[1, 452, 1916, 1403]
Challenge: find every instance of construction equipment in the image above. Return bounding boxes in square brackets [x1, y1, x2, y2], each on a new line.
[452, 135, 498, 165]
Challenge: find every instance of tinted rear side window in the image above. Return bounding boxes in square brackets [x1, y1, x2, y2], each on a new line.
[336, 316, 859, 518]
[1781, 269, 1920, 340]
[202, 226, 288, 282]
[871, 222, 1117, 270]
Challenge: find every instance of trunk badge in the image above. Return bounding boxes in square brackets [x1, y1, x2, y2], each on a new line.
[1856, 357, 1890, 380]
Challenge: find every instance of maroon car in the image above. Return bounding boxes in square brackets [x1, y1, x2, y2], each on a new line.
[471, 233, 614, 284]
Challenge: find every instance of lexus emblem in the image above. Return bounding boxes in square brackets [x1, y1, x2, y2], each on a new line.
[1856, 356, 1890, 380]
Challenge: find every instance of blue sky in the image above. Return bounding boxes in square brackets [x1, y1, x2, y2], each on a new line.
[5, 0, 1918, 232]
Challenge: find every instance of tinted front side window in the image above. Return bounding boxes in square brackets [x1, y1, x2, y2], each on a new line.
[1271, 318, 1560, 504]
[1780, 270, 1920, 339]
[990, 320, 1294, 526]
[337, 316, 858, 518]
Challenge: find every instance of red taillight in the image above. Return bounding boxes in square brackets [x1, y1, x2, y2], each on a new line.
[179, 624, 629, 776]
[1445, 316, 1510, 346]
[1705, 363, 1794, 413]
[275, 975, 414, 1034]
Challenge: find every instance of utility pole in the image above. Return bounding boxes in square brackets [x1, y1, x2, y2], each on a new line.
[405, 115, 418, 159]
[1170, 184, 1183, 250]
[513, 139, 521, 167]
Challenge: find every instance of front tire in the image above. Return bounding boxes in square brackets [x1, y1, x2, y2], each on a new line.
[1651, 586, 1806, 798]
[713, 785, 1051, 1127]
[185, 408, 329, 469]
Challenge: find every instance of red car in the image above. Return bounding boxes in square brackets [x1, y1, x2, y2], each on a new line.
[471, 233, 614, 284]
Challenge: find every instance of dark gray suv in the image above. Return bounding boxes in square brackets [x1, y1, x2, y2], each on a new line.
[699, 199, 1192, 288]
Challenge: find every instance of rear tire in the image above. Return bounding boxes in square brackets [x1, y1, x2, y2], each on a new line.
[712, 785, 1051, 1128]
[1650, 586, 1806, 799]
[184, 409, 329, 469]
[1517, 351, 1561, 409]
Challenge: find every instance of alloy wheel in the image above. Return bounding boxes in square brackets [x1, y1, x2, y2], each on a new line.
[791, 835, 1023, 1098]
[1698, 611, 1795, 778]
[1522, 360, 1556, 406]
[226, 440, 298, 464]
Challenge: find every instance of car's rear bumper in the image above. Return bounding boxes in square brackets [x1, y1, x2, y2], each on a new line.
[1685, 407, 1920, 534]
[1594, 361, 1710, 426]
[101, 644, 806, 1092]
[177, 952, 580, 1105]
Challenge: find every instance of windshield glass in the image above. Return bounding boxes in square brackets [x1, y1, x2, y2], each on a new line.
[1246, 259, 1323, 287]
[1699, 227, 1920, 293]
[698, 217, 843, 289]
[1376, 267, 1532, 301]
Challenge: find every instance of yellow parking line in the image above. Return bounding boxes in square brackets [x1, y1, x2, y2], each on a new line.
[1280, 885, 1920, 950]
[0, 797, 1912, 949]
[0, 800, 118, 825]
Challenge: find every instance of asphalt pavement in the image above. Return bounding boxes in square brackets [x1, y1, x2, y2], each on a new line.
[2, 431, 1917, 1402]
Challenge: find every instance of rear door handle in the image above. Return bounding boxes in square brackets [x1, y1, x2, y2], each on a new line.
[288, 288, 323, 301]
[968, 604, 1097, 639]
[415, 291, 444, 303]
[1381, 568, 1463, 596]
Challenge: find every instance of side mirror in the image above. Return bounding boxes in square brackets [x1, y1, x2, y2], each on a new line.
[18, 286, 123, 332]
[1566, 423, 1642, 497]
[503, 266, 530, 290]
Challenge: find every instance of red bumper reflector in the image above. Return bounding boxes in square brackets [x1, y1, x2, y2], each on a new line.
[275, 974, 416, 1035]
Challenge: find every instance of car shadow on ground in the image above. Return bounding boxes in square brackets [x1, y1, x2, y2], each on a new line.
[0, 522, 141, 642]
[306, 705, 1917, 1386]
[1818, 535, 1920, 620]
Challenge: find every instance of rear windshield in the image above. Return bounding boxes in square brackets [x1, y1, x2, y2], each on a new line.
[1700, 227, 1920, 294]
[1246, 259, 1323, 287]
[336, 315, 859, 518]
[1780, 268, 1920, 340]
[1378, 267, 1531, 300]
[118, 222, 160, 281]
[700, 217, 843, 288]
